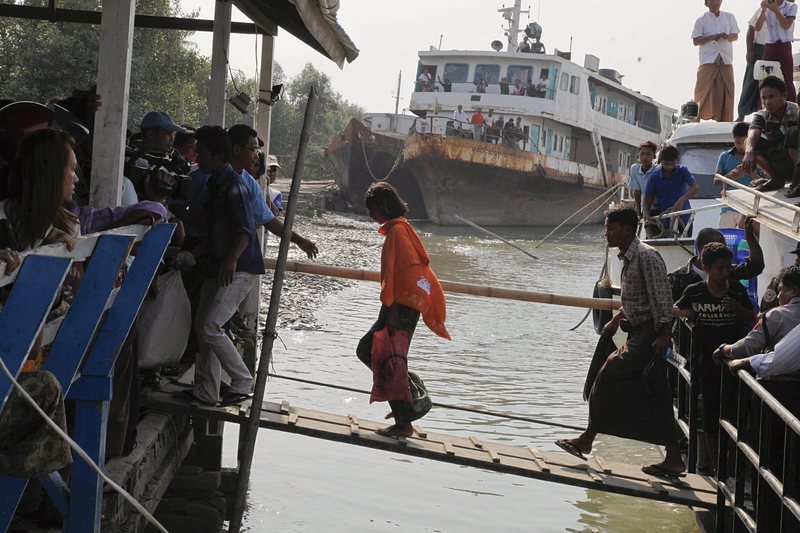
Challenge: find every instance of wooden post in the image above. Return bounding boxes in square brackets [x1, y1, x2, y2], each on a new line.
[89, 0, 136, 208]
[207, 0, 232, 126]
[255, 34, 275, 154]
[228, 87, 319, 533]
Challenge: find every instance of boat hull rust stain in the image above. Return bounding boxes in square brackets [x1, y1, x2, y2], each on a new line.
[403, 133, 623, 226]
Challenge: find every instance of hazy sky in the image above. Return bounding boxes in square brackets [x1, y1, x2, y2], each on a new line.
[183, 0, 776, 114]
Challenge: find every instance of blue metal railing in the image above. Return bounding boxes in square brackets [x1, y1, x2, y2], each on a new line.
[0, 223, 174, 533]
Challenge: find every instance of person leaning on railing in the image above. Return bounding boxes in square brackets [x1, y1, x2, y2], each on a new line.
[714, 266, 800, 415]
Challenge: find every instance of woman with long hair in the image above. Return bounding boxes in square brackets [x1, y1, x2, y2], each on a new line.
[357, 182, 451, 437]
[1, 128, 80, 251]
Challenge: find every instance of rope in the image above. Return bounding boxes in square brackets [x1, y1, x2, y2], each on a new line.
[454, 215, 538, 260]
[533, 182, 623, 249]
[0, 357, 168, 533]
[267, 372, 584, 432]
[555, 187, 621, 243]
[358, 132, 405, 183]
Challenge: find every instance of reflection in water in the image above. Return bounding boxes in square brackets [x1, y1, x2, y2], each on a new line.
[228, 225, 697, 532]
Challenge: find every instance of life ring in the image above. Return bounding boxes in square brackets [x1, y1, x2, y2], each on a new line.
[592, 282, 614, 334]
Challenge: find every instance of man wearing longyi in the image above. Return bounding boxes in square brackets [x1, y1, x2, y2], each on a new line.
[556, 206, 685, 477]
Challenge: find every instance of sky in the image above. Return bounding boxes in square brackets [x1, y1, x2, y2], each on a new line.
[183, 0, 774, 114]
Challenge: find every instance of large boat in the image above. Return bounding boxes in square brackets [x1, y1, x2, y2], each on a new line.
[400, 0, 676, 226]
[325, 113, 427, 219]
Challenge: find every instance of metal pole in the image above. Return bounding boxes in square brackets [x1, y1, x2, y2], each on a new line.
[227, 86, 319, 533]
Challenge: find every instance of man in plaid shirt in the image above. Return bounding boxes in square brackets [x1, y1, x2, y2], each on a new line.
[557, 206, 685, 477]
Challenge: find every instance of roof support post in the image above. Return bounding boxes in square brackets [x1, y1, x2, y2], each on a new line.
[255, 34, 275, 154]
[208, 0, 232, 126]
[89, 0, 136, 208]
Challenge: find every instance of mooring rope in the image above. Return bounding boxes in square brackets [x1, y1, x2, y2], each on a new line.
[267, 372, 584, 432]
[358, 132, 405, 183]
[533, 182, 623, 249]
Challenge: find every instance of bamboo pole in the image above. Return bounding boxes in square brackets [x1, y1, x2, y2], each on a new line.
[264, 258, 620, 311]
[228, 87, 319, 533]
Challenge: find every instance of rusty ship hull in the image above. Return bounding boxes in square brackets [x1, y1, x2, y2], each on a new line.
[325, 118, 427, 218]
[402, 133, 622, 226]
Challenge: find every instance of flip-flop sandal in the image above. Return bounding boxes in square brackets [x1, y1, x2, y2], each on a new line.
[555, 439, 587, 461]
[219, 392, 253, 407]
[641, 464, 686, 478]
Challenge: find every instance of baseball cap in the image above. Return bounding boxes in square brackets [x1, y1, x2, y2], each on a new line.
[140, 111, 184, 133]
[267, 154, 280, 168]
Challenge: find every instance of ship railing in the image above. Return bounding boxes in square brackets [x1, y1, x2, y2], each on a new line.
[0, 223, 174, 533]
[414, 114, 530, 150]
[671, 316, 800, 530]
[717, 174, 800, 236]
[414, 81, 556, 100]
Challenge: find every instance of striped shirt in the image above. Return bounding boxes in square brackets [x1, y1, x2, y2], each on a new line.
[618, 238, 673, 330]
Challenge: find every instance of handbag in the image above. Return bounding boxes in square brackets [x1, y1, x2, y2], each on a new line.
[137, 270, 191, 369]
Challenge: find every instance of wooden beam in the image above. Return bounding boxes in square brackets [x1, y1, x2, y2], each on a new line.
[0, 4, 271, 34]
[255, 34, 275, 152]
[207, 0, 232, 127]
[90, 0, 135, 207]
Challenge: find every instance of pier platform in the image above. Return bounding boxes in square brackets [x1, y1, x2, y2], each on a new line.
[142, 385, 717, 510]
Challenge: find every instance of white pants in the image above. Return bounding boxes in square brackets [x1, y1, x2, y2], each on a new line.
[193, 273, 257, 403]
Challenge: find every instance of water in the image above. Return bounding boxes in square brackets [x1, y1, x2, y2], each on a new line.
[225, 224, 698, 532]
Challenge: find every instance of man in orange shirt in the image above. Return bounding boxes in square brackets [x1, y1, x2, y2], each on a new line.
[471, 108, 486, 142]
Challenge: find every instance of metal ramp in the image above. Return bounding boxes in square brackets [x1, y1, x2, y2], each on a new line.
[142, 386, 718, 510]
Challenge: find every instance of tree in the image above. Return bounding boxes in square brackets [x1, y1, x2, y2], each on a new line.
[269, 63, 363, 179]
[0, 0, 211, 129]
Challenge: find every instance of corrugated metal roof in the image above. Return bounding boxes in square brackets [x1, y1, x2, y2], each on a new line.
[234, 0, 359, 68]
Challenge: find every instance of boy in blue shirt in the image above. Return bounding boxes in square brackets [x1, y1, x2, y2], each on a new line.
[716, 122, 762, 227]
[643, 145, 700, 238]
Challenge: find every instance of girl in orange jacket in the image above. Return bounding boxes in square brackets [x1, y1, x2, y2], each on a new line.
[356, 183, 450, 437]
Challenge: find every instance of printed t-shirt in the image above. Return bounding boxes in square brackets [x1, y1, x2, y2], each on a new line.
[750, 102, 800, 145]
[675, 281, 754, 361]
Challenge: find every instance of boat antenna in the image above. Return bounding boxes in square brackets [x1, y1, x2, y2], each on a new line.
[438, 34, 443, 50]
[394, 70, 401, 116]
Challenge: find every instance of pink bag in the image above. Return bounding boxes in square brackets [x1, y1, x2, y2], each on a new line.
[370, 328, 413, 404]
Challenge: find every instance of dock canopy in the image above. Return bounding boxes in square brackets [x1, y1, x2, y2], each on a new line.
[234, 0, 359, 68]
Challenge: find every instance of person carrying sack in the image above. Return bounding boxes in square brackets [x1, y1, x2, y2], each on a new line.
[356, 182, 450, 437]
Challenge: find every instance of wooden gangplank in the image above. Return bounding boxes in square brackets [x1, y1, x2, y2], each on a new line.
[142, 387, 717, 510]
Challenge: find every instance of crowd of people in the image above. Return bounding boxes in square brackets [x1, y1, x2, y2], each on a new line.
[0, 93, 326, 495]
[449, 106, 528, 149]
[417, 67, 549, 98]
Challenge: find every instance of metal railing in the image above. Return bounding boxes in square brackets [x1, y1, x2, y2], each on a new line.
[411, 115, 531, 150]
[414, 80, 557, 100]
[717, 357, 800, 531]
[670, 319, 800, 530]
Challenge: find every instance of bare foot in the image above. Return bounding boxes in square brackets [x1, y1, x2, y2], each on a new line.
[375, 423, 413, 437]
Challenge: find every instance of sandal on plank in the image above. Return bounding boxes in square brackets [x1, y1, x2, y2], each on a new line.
[641, 463, 685, 478]
[555, 439, 587, 461]
[220, 392, 252, 407]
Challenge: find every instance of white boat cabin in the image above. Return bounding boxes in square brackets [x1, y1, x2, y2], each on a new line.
[409, 50, 676, 176]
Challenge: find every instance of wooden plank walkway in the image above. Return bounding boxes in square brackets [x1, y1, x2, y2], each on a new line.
[142, 386, 718, 510]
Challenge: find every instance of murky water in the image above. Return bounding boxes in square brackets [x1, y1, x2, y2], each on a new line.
[224, 224, 698, 532]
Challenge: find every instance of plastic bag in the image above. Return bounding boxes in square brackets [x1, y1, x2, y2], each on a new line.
[137, 270, 191, 369]
[369, 328, 413, 404]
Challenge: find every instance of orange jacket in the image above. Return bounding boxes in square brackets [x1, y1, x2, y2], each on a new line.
[379, 217, 450, 340]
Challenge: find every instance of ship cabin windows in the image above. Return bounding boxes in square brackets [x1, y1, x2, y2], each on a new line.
[569, 75, 580, 95]
[559, 73, 569, 92]
[475, 64, 500, 85]
[443, 62, 470, 90]
[507, 65, 534, 86]
[416, 63, 438, 92]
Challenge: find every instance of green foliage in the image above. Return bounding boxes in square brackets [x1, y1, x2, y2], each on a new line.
[0, 0, 210, 129]
[270, 63, 363, 179]
[0, 3, 361, 179]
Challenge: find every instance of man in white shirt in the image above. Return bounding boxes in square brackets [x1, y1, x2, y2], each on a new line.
[738, 7, 772, 120]
[692, 0, 740, 121]
[755, 0, 798, 102]
[452, 105, 469, 135]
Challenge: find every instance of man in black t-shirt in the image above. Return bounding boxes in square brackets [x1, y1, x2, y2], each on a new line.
[675, 242, 757, 470]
